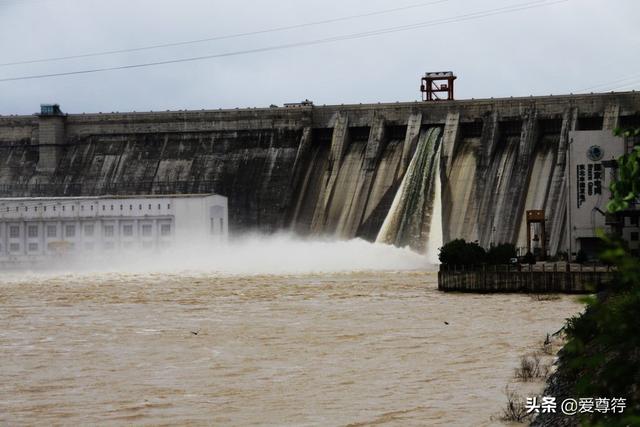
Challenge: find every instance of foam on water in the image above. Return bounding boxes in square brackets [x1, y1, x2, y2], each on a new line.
[1, 233, 431, 279]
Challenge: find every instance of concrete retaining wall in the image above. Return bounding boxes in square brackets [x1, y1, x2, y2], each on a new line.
[438, 264, 615, 293]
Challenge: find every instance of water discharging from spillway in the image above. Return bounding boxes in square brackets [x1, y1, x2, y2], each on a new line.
[425, 154, 443, 263]
[376, 127, 442, 255]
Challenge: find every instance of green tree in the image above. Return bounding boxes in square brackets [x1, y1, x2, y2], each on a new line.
[486, 243, 517, 265]
[575, 249, 589, 264]
[438, 239, 486, 265]
[608, 128, 640, 212]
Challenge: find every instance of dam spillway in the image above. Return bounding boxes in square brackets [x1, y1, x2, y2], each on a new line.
[376, 127, 441, 252]
[1, 92, 640, 254]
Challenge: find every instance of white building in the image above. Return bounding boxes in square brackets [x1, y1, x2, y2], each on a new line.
[0, 193, 227, 260]
[567, 130, 638, 258]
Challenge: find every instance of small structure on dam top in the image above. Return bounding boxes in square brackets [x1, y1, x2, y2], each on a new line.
[421, 71, 456, 101]
[0, 194, 227, 262]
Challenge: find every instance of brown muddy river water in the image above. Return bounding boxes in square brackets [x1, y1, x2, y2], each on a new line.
[0, 269, 582, 426]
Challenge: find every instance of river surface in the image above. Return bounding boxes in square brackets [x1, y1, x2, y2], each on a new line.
[0, 270, 581, 426]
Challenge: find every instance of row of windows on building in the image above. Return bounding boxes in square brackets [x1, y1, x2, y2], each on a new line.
[1, 203, 172, 214]
[1, 222, 172, 239]
[1, 240, 171, 254]
[625, 216, 640, 227]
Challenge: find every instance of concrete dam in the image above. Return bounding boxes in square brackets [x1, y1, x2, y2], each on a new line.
[1, 92, 640, 254]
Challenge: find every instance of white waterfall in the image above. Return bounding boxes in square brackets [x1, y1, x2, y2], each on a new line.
[425, 157, 443, 263]
[375, 127, 442, 253]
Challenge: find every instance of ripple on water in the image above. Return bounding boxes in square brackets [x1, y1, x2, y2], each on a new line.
[0, 270, 582, 426]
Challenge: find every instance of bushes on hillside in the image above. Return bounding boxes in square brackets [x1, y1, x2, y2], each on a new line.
[562, 237, 640, 426]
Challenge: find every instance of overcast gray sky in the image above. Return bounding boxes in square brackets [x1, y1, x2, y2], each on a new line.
[0, 0, 638, 115]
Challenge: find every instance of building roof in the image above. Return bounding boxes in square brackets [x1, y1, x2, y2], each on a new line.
[424, 71, 456, 78]
[0, 193, 222, 202]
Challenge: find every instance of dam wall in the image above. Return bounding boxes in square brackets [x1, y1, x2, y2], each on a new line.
[1, 92, 640, 252]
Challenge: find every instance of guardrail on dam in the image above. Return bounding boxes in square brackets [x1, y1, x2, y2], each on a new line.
[1, 92, 639, 253]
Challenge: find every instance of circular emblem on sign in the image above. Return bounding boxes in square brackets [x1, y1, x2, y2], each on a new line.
[587, 145, 604, 161]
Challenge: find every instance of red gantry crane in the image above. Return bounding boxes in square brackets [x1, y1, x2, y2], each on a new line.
[421, 71, 457, 101]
